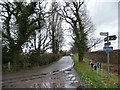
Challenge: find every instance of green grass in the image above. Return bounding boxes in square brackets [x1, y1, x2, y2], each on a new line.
[73, 54, 119, 88]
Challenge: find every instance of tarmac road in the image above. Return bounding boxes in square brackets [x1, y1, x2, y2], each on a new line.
[2, 56, 86, 88]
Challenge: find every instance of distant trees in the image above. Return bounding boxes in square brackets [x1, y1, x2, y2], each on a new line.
[48, 1, 64, 53]
[60, 0, 101, 61]
[59, 0, 87, 61]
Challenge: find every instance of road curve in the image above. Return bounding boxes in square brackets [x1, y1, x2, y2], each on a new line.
[2, 56, 86, 88]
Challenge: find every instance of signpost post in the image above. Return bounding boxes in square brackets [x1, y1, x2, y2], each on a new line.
[106, 33, 110, 80]
[100, 32, 117, 80]
[100, 32, 110, 80]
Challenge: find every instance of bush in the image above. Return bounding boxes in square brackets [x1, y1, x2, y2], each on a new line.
[28, 53, 62, 67]
[11, 55, 30, 71]
[2, 46, 12, 64]
[17, 55, 30, 68]
[3, 53, 62, 72]
[2, 55, 30, 72]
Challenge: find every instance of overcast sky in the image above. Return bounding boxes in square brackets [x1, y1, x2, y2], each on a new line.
[62, 0, 119, 51]
[85, 0, 119, 51]
[1, 0, 119, 52]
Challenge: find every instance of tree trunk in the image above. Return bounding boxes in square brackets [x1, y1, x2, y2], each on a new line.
[52, 30, 55, 53]
[78, 50, 84, 62]
[9, 43, 22, 70]
[77, 42, 84, 62]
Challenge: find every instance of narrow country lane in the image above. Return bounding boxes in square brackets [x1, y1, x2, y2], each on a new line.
[2, 56, 86, 88]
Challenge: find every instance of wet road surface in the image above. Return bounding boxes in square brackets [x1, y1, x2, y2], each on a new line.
[2, 56, 86, 88]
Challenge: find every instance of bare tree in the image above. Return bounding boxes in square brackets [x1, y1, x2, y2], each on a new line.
[60, 0, 101, 61]
[35, 2, 51, 54]
[48, 1, 64, 53]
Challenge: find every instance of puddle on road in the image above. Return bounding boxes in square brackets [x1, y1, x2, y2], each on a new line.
[52, 73, 57, 75]
[52, 82, 62, 88]
[31, 83, 41, 88]
[65, 74, 75, 82]
[42, 82, 51, 88]
[71, 77, 76, 81]
[40, 73, 47, 76]
[64, 71, 70, 74]
[53, 70, 59, 73]
[74, 80, 79, 84]
[62, 72, 80, 87]
[31, 82, 59, 88]
[65, 69, 72, 71]
[21, 79, 29, 81]
[68, 74, 74, 78]
[3, 66, 82, 88]
[52, 70, 59, 75]
[50, 77, 59, 80]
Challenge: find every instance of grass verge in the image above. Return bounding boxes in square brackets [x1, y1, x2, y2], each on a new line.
[73, 54, 119, 88]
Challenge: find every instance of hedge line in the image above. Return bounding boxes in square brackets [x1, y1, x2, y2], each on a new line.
[3, 53, 62, 71]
